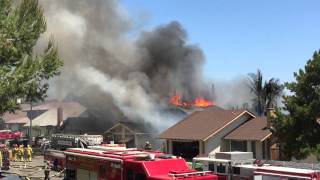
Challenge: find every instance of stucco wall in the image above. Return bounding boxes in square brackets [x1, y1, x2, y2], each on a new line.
[205, 114, 252, 155]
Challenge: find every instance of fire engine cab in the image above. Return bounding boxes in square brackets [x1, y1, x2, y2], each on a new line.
[193, 152, 256, 180]
[64, 148, 218, 180]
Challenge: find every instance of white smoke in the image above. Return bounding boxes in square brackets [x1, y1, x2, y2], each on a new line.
[77, 67, 176, 130]
[212, 76, 252, 109]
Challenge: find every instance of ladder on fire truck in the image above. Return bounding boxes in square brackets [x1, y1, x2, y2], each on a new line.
[261, 160, 320, 170]
[168, 171, 213, 178]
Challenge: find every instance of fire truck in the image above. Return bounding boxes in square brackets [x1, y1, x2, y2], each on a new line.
[44, 134, 104, 170]
[64, 148, 218, 180]
[0, 130, 23, 140]
[192, 152, 320, 180]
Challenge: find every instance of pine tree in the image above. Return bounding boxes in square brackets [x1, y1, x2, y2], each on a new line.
[0, 0, 63, 114]
[274, 51, 320, 159]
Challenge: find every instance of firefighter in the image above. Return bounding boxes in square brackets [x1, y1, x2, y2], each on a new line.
[44, 161, 51, 180]
[2, 146, 9, 170]
[0, 146, 2, 168]
[16, 145, 22, 162]
[18, 145, 24, 162]
[144, 141, 152, 150]
[25, 145, 33, 162]
[12, 144, 18, 161]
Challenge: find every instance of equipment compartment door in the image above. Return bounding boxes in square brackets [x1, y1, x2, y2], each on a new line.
[77, 168, 97, 180]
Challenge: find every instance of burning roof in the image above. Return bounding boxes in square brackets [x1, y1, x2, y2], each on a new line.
[170, 94, 214, 108]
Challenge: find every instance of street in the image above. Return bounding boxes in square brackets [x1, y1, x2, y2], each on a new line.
[2, 156, 63, 180]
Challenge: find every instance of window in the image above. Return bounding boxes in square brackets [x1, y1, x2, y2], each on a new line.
[231, 141, 247, 152]
[65, 169, 76, 180]
[208, 163, 215, 171]
[135, 173, 146, 180]
[217, 163, 226, 173]
[232, 167, 240, 175]
[99, 165, 107, 174]
[251, 141, 256, 158]
[127, 169, 134, 180]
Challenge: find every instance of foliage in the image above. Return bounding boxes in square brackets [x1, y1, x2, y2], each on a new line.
[274, 50, 320, 159]
[248, 69, 283, 116]
[0, 0, 63, 114]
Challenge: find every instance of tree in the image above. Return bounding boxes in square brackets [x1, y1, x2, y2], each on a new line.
[273, 51, 320, 159]
[248, 69, 283, 116]
[0, 0, 63, 114]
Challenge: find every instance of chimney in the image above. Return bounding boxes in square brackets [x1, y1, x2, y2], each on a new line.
[266, 107, 275, 129]
[57, 107, 63, 127]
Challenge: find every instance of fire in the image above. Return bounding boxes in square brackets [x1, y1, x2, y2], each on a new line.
[170, 94, 214, 108]
[170, 95, 182, 106]
[194, 97, 214, 107]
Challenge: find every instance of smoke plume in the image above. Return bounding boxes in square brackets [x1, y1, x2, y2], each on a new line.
[36, 0, 213, 130]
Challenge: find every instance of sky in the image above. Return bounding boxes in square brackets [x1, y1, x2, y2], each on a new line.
[121, 0, 320, 83]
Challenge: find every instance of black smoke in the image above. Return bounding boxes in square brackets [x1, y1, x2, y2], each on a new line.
[37, 0, 215, 130]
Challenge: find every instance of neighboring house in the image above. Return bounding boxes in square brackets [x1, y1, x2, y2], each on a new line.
[224, 116, 272, 160]
[104, 121, 154, 149]
[2, 110, 29, 131]
[159, 108, 273, 160]
[24, 101, 88, 136]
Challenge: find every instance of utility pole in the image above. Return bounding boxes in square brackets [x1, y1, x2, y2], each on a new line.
[29, 102, 33, 145]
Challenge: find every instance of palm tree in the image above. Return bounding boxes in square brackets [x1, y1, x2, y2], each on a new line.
[248, 69, 283, 116]
[264, 78, 283, 110]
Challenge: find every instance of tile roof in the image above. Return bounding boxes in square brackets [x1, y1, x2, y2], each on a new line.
[159, 109, 254, 141]
[2, 110, 29, 124]
[224, 116, 272, 141]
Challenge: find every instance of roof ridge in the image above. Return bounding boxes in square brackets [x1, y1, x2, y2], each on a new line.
[203, 110, 251, 141]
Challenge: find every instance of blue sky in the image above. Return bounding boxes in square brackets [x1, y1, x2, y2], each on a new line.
[121, 0, 320, 82]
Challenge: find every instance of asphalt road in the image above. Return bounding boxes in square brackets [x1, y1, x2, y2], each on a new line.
[2, 156, 63, 180]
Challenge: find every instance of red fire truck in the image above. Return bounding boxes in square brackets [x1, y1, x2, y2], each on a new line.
[193, 152, 320, 180]
[254, 165, 320, 180]
[44, 134, 104, 170]
[0, 130, 23, 140]
[64, 148, 218, 180]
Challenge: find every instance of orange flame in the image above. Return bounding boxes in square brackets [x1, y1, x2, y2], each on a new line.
[194, 97, 214, 107]
[170, 94, 214, 108]
[170, 95, 182, 106]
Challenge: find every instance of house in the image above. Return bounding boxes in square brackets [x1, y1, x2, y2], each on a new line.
[159, 108, 273, 160]
[104, 121, 155, 149]
[1, 104, 39, 132]
[23, 101, 88, 136]
[2, 110, 29, 131]
[224, 116, 272, 160]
